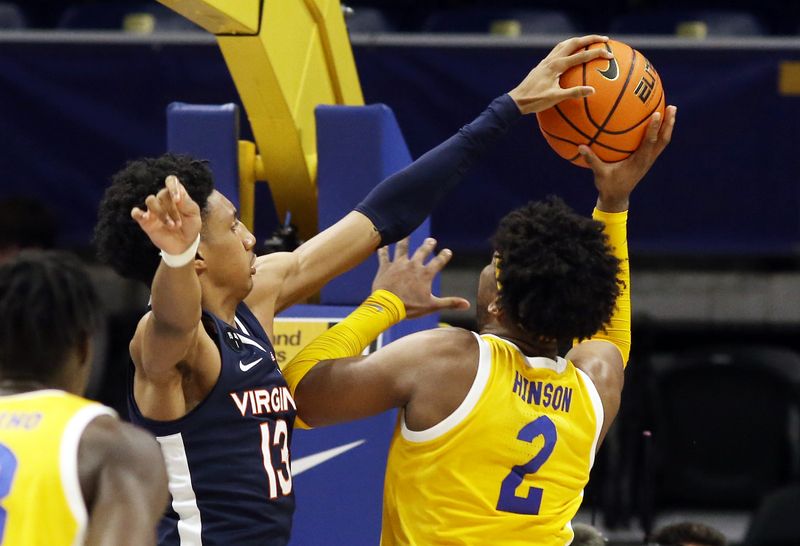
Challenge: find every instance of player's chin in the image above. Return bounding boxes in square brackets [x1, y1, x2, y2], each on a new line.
[242, 278, 255, 298]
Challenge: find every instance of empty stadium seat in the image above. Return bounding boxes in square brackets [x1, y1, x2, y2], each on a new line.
[423, 8, 578, 36]
[643, 346, 800, 512]
[58, 2, 201, 32]
[0, 2, 25, 29]
[610, 9, 766, 37]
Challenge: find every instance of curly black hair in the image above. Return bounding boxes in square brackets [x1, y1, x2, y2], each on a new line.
[0, 250, 101, 382]
[94, 153, 214, 285]
[492, 196, 622, 342]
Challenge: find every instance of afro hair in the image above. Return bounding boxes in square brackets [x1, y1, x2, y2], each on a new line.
[94, 153, 214, 285]
[492, 196, 622, 342]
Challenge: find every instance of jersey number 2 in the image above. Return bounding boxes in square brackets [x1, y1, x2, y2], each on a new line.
[0, 444, 18, 544]
[496, 415, 557, 515]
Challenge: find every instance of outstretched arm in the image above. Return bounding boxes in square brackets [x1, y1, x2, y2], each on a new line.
[282, 238, 468, 427]
[130, 176, 205, 384]
[80, 417, 168, 546]
[568, 105, 677, 444]
[247, 35, 616, 323]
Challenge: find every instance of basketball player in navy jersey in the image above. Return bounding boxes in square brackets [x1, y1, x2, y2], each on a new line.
[93, 35, 615, 545]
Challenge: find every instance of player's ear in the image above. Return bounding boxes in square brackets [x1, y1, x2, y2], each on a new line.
[194, 248, 207, 275]
[487, 298, 502, 318]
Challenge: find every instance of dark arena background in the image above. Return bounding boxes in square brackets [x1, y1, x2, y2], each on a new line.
[1, 0, 800, 544]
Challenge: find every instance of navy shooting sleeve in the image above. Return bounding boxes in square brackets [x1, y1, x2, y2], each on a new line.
[355, 93, 522, 246]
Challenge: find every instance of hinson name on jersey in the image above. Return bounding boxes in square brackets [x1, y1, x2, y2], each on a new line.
[512, 371, 574, 413]
[230, 387, 296, 417]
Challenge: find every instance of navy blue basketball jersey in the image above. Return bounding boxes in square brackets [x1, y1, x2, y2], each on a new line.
[129, 303, 296, 545]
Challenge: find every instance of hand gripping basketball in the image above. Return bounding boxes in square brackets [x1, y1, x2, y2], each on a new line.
[508, 35, 614, 115]
[537, 39, 667, 167]
[582, 104, 677, 212]
[131, 175, 202, 257]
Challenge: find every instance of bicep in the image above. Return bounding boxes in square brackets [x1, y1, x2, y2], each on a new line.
[136, 312, 201, 381]
[275, 212, 380, 312]
[84, 424, 168, 546]
[567, 340, 625, 446]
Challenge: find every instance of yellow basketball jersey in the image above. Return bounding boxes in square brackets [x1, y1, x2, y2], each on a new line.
[0, 389, 116, 546]
[382, 333, 604, 546]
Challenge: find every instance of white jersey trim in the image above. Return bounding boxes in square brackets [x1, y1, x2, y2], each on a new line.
[157, 432, 203, 546]
[400, 331, 491, 443]
[575, 368, 605, 468]
[481, 334, 567, 373]
[59, 403, 117, 546]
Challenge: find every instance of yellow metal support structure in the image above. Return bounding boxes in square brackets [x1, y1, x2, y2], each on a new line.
[158, 0, 364, 237]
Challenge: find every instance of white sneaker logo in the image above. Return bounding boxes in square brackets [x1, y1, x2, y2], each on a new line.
[239, 357, 263, 372]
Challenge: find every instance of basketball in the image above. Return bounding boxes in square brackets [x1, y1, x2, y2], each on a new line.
[536, 39, 666, 168]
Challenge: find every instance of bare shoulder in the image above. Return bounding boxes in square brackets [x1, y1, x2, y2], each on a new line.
[391, 327, 477, 360]
[81, 415, 164, 473]
[396, 327, 480, 384]
[79, 415, 166, 508]
[402, 328, 482, 430]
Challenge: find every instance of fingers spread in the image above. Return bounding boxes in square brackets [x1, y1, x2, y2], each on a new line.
[411, 238, 437, 264]
[156, 187, 181, 228]
[165, 175, 181, 203]
[395, 237, 410, 260]
[377, 245, 390, 266]
[425, 248, 453, 274]
[644, 111, 663, 145]
[552, 35, 609, 57]
[131, 206, 147, 224]
[556, 47, 611, 73]
[433, 296, 471, 311]
[144, 194, 166, 225]
[659, 105, 677, 145]
[563, 86, 595, 100]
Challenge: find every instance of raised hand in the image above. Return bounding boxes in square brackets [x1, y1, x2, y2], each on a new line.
[508, 35, 613, 115]
[581, 105, 677, 212]
[131, 175, 202, 257]
[372, 237, 470, 319]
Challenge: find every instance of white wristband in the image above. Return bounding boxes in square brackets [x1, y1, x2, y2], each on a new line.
[160, 234, 201, 268]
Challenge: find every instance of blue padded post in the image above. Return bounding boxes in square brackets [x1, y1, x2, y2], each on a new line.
[282, 106, 441, 545]
[316, 103, 437, 329]
[166, 103, 240, 209]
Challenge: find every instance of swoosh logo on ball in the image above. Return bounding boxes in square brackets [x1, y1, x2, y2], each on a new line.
[596, 43, 618, 81]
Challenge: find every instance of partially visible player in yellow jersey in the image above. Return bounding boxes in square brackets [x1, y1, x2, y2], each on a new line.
[284, 102, 676, 544]
[0, 251, 167, 545]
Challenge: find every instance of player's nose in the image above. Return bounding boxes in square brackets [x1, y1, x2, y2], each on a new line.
[242, 228, 255, 250]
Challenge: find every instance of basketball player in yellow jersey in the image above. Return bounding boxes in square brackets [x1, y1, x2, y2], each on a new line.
[0, 251, 167, 545]
[283, 104, 677, 544]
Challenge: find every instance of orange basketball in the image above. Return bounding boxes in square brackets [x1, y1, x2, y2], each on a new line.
[536, 39, 666, 168]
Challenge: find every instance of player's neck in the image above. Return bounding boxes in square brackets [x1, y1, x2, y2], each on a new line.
[201, 288, 243, 327]
[480, 324, 558, 360]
